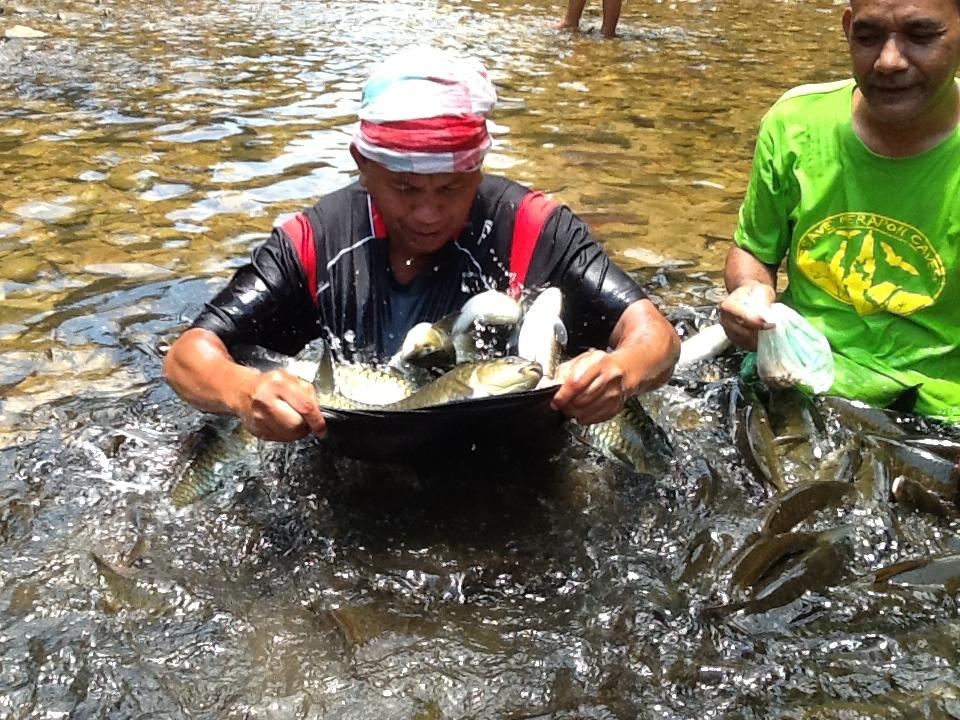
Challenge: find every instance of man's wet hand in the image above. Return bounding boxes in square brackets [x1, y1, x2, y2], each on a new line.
[551, 350, 629, 425]
[719, 281, 776, 351]
[238, 369, 327, 442]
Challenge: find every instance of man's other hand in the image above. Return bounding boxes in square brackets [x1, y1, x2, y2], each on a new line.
[719, 281, 776, 351]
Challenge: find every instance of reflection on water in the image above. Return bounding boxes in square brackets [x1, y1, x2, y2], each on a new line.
[0, 0, 851, 438]
[9, 1, 960, 718]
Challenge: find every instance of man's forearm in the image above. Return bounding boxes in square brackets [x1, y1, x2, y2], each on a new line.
[719, 246, 780, 350]
[163, 327, 257, 416]
[610, 299, 680, 392]
[725, 245, 778, 293]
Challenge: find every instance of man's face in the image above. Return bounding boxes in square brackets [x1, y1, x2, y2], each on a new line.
[352, 148, 482, 261]
[843, 0, 960, 125]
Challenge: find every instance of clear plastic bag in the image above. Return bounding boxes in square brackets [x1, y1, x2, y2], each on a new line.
[756, 303, 835, 394]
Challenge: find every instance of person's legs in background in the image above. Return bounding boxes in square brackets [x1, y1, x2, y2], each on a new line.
[557, 0, 621, 38]
[600, 0, 622, 37]
[558, 0, 588, 31]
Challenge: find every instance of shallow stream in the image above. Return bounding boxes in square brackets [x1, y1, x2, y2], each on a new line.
[4, 2, 960, 719]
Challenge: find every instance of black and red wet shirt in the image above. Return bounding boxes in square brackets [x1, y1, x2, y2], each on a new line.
[192, 175, 647, 362]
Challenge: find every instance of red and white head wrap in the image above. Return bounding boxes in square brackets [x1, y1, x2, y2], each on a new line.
[352, 46, 497, 174]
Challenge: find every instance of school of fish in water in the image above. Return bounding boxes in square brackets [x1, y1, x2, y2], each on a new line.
[163, 288, 960, 620]
[710, 382, 960, 615]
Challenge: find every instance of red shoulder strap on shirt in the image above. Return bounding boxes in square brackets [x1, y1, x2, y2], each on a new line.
[280, 213, 319, 306]
[370, 199, 388, 239]
[508, 191, 558, 299]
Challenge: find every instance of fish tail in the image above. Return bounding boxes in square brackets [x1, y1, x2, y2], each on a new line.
[315, 340, 336, 394]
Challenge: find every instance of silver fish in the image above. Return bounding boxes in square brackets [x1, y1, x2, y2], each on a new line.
[90, 536, 171, 615]
[393, 319, 455, 370]
[170, 417, 258, 508]
[675, 323, 730, 369]
[451, 289, 522, 337]
[728, 530, 821, 593]
[569, 324, 735, 471]
[734, 389, 787, 493]
[319, 356, 543, 411]
[891, 475, 954, 520]
[741, 531, 848, 614]
[819, 394, 909, 439]
[759, 480, 854, 535]
[869, 435, 960, 498]
[874, 552, 960, 590]
[235, 341, 422, 406]
[389, 289, 523, 372]
[713, 526, 851, 616]
[517, 287, 567, 382]
[576, 396, 671, 474]
[450, 289, 522, 364]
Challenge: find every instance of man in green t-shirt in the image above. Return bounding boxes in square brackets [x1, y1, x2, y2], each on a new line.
[719, 0, 960, 421]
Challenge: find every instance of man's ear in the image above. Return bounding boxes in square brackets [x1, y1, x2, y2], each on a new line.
[841, 7, 852, 41]
[349, 144, 368, 187]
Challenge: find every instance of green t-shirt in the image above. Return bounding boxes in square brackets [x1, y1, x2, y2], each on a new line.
[735, 79, 960, 421]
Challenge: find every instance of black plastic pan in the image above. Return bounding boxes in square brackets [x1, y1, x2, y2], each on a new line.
[319, 385, 564, 461]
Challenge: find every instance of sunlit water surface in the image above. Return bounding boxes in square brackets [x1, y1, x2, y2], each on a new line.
[5, 1, 960, 718]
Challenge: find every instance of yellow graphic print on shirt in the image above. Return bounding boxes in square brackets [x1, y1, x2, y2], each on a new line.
[796, 212, 945, 316]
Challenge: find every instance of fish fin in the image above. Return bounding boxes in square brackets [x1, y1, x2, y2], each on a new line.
[623, 396, 673, 455]
[873, 557, 930, 584]
[886, 384, 921, 413]
[385, 351, 404, 370]
[434, 311, 458, 334]
[90, 550, 137, 580]
[123, 535, 150, 566]
[453, 332, 478, 364]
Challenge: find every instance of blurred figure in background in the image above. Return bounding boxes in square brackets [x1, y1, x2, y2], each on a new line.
[558, 0, 623, 38]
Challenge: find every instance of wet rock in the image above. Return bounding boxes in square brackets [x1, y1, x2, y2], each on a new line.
[3, 254, 45, 283]
[4, 23, 47, 38]
[7, 581, 39, 614]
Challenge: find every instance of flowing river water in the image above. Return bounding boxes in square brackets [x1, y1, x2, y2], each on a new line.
[4, 1, 960, 718]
